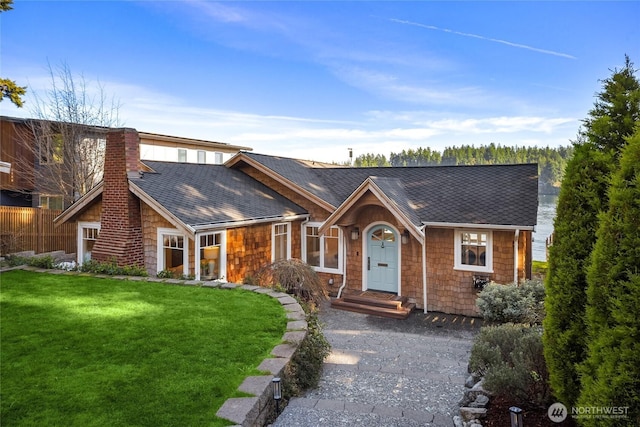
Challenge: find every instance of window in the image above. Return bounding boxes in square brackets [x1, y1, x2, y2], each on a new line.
[39, 195, 64, 210]
[178, 149, 187, 162]
[272, 223, 290, 261]
[199, 232, 223, 280]
[197, 150, 206, 164]
[39, 134, 64, 164]
[78, 222, 100, 264]
[454, 229, 493, 273]
[158, 229, 188, 275]
[304, 224, 342, 272]
[214, 152, 223, 164]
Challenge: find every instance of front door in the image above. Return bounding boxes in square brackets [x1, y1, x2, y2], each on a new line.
[366, 225, 398, 293]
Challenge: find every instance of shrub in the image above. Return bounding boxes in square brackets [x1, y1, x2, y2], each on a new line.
[79, 259, 148, 277]
[469, 324, 551, 407]
[282, 303, 331, 397]
[250, 259, 327, 306]
[476, 280, 545, 324]
[5, 254, 55, 269]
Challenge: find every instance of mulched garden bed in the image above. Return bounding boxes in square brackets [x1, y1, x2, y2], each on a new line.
[484, 395, 578, 427]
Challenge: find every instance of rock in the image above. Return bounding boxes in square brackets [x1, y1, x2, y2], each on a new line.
[465, 374, 478, 388]
[470, 394, 490, 408]
[469, 423, 483, 427]
[459, 407, 487, 422]
[452, 415, 464, 427]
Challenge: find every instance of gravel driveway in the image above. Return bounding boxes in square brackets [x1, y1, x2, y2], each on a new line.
[272, 301, 483, 426]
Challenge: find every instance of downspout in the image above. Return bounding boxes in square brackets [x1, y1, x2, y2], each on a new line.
[421, 225, 428, 313]
[514, 229, 520, 284]
[337, 227, 348, 299]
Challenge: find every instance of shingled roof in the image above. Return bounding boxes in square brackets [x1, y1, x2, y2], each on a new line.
[134, 161, 307, 228]
[240, 152, 538, 228]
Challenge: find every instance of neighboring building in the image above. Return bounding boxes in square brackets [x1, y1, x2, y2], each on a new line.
[56, 128, 538, 317]
[0, 116, 250, 209]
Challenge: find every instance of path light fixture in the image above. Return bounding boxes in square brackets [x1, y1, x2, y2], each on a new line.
[272, 377, 282, 414]
[509, 406, 523, 427]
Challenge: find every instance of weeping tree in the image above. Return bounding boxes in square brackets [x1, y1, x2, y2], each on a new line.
[12, 62, 121, 207]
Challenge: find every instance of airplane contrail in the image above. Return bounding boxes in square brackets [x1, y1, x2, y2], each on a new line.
[390, 18, 577, 60]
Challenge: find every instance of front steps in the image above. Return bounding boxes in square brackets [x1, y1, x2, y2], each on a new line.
[331, 292, 416, 319]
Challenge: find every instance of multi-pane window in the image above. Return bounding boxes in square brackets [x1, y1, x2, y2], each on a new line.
[200, 232, 222, 279]
[461, 232, 487, 266]
[304, 225, 341, 271]
[39, 195, 64, 210]
[273, 223, 290, 261]
[81, 226, 99, 263]
[161, 233, 185, 273]
[455, 230, 492, 272]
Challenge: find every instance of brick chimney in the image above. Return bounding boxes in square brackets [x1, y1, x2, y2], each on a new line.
[91, 128, 145, 267]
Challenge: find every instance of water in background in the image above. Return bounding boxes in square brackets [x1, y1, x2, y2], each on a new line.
[533, 194, 558, 261]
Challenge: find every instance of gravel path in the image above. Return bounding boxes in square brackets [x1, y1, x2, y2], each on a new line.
[272, 302, 483, 426]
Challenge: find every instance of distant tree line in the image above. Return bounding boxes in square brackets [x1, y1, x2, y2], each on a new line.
[352, 143, 573, 194]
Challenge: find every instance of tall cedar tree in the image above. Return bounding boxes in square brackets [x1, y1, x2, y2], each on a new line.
[578, 131, 640, 426]
[543, 57, 640, 408]
[542, 142, 613, 407]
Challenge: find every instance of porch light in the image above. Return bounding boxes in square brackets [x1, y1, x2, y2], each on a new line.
[272, 377, 282, 414]
[509, 406, 523, 427]
[351, 227, 360, 240]
[402, 230, 410, 244]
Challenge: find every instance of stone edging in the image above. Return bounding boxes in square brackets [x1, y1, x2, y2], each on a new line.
[0, 266, 307, 427]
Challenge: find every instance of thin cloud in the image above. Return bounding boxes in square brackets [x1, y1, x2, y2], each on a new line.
[390, 18, 577, 60]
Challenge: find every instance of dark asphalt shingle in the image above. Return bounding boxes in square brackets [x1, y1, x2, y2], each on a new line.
[135, 161, 307, 227]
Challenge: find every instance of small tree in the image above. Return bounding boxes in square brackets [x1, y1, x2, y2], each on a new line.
[12, 62, 120, 206]
[577, 131, 640, 425]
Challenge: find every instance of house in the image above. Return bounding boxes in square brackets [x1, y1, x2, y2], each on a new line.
[0, 116, 250, 209]
[56, 128, 538, 317]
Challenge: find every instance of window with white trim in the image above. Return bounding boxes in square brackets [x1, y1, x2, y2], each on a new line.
[78, 222, 100, 264]
[454, 229, 493, 273]
[199, 232, 223, 280]
[304, 224, 342, 272]
[158, 229, 188, 275]
[272, 223, 290, 261]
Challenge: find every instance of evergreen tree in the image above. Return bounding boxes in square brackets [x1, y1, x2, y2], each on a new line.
[583, 56, 640, 154]
[543, 57, 640, 410]
[542, 141, 613, 407]
[577, 131, 640, 425]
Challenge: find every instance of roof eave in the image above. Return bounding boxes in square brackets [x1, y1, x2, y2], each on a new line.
[54, 182, 104, 226]
[320, 178, 424, 244]
[128, 181, 195, 237]
[422, 222, 535, 231]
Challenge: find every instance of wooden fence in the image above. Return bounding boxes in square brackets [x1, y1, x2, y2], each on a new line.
[0, 206, 76, 255]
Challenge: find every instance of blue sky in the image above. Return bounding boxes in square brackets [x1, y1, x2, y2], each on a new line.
[1, 1, 639, 163]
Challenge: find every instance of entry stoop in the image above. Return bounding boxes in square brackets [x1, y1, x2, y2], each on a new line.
[331, 291, 415, 319]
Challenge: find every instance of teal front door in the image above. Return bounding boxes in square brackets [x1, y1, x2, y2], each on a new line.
[366, 225, 398, 293]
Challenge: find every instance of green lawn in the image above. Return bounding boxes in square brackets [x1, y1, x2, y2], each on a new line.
[0, 270, 287, 427]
